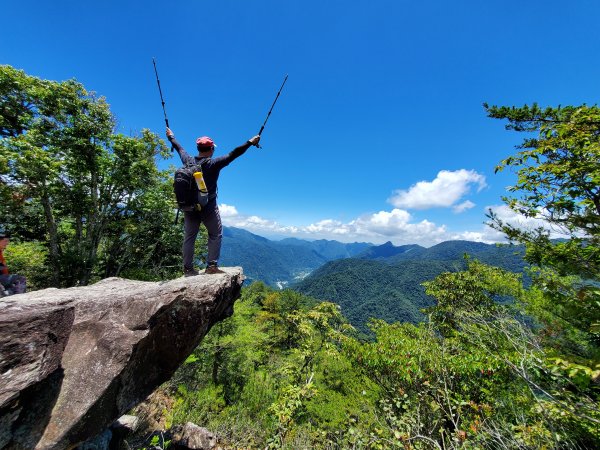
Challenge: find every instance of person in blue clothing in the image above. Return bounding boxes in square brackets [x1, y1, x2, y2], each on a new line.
[167, 127, 260, 276]
[0, 231, 27, 296]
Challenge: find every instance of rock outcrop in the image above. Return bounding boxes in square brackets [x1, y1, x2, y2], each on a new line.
[170, 422, 217, 450]
[0, 269, 244, 450]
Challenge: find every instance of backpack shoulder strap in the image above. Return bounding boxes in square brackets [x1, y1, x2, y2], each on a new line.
[185, 156, 209, 170]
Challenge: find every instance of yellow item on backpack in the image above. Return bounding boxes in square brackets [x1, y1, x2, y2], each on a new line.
[193, 171, 208, 196]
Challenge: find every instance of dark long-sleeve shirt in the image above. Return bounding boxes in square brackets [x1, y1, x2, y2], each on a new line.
[168, 136, 252, 202]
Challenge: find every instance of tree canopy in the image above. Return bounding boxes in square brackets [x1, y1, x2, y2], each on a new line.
[0, 65, 205, 286]
[486, 103, 600, 367]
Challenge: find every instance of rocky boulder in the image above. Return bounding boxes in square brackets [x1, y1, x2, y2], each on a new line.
[170, 422, 217, 450]
[0, 269, 244, 450]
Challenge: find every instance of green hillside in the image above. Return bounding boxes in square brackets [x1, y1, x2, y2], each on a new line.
[356, 241, 426, 260]
[294, 258, 460, 334]
[219, 227, 326, 286]
[366, 239, 526, 272]
[293, 241, 527, 334]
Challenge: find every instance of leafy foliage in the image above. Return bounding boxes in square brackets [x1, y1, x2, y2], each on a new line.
[140, 262, 599, 448]
[486, 102, 600, 409]
[3, 240, 50, 290]
[155, 284, 380, 449]
[0, 65, 203, 285]
[135, 102, 600, 449]
[342, 260, 598, 448]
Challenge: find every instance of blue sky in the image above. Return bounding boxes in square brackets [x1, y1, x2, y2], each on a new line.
[3, 1, 599, 246]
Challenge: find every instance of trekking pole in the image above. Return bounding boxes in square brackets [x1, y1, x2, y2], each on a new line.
[152, 58, 170, 128]
[256, 74, 288, 148]
[153, 58, 175, 153]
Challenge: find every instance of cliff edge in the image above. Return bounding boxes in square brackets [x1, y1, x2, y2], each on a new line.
[0, 268, 244, 450]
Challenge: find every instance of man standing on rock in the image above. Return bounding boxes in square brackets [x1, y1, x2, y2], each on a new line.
[167, 128, 260, 276]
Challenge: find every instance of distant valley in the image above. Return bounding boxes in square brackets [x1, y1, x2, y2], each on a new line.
[295, 240, 526, 334]
[220, 227, 526, 333]
[219, 227, 371, 287]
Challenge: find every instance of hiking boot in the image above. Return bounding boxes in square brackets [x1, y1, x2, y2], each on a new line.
[184, 268, 200, 277]
[205, 265, 225, 275]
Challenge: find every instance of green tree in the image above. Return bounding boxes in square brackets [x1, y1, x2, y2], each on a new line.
[423, 257, 524, 338]
[162, 285, 379, 449]
[3, 241, 51, 290]
[486, 104, 600, 368]
[485, 102, 600, 446]
[0, 65, 197, 285]
[343, 259, 598, 448]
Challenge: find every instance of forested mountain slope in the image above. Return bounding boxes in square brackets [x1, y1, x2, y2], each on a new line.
[293, 258, 459, 333]
[294, 241, 526, 334]
[356, 241, 427, 260]
[362, 240, 526, 272]
[219, 227, 371, 287]
[279, 237, 372, 260]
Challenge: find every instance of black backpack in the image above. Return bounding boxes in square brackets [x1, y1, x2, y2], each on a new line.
[173, 162, 209, 211]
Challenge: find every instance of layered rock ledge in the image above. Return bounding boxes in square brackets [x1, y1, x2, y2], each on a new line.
[0, 268, 244, 450]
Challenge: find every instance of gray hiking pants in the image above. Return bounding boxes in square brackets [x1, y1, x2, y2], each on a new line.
[183, 202, 222, 269]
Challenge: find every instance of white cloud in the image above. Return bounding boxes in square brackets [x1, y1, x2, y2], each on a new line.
[488, 204, 539, 230]
[219, 203, 239, 217]
[217, 169, 575, 247]
[306, 219, 347, 234]
[220, 204, 451, 246]
[453, 200, 475, 214]
[219, 201, 564, 246]
[486, 204, 573, 239]
[389, 169, 486, 211]
[300, 208, 450, 245]
[219, 205, 299, 235]
[449, 230, 502, 244]
[352, 209, 449, 244]
[443, 204, 575, 245]
[217, 168, 493, 246]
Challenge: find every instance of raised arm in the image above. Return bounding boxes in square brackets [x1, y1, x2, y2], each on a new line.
[166, 127, 195, 166]
[213, 135, 261, 168]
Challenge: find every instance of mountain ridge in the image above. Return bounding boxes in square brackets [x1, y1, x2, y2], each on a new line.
[292, 240, 526, 334]
[219, 227, 372, 287]
[220, 228, 525, 290]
